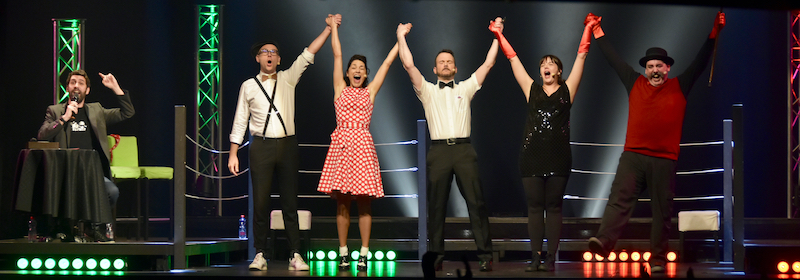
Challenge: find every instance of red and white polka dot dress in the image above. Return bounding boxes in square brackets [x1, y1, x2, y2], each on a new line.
[317, 86, 384, 198]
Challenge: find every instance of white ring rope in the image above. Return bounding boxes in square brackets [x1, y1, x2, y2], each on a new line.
[563, 195, 724, 202]
[569, 140, 723, 147]
[186, 135, 250, 154]
[186, 165, 249, 179]
[571, 168, 724, 175]
[183, 193, 419, 201]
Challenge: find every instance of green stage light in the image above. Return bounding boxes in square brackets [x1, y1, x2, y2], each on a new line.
[368, 251, 373, 260]
[327, 251, 337, 261]
[72, 271, 84, 276]
[72, 258, 83, 270]
[44, 258, 56, 269]
[99, 258, 111, 270]
[17, 258, 29, 269]
[375, 251, 385, 260]
[113, 259, 125, 270]
[58, 258, 69, 270]
[31, 258, 42, 269]
[386, 251, 396, 260]
[351, 251, 360, 260]
[315, 250, 325, 260]
[86, 258, 97, 270]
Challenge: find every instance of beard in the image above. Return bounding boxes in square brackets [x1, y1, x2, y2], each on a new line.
[70, 88, 86, 103]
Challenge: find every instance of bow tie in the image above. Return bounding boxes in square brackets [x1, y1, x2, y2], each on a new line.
[261, 73, 276, 82]
[438, 81, 454, 89]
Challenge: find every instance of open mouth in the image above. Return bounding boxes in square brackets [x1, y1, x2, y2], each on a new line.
[354, 75, 362, 83]
[544, 70, 552, 78]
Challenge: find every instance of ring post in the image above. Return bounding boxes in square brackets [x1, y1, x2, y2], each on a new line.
[723, 119, 733, 263]
[417, 120, 428, 260]
[174, 105, 187, 269]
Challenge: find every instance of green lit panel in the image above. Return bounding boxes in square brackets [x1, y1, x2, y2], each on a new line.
[53, 19, 83, 104]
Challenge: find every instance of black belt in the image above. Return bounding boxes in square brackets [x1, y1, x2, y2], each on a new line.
[431, 138, 470, 146]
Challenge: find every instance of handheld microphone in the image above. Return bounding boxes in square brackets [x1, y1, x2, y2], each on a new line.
[68, 92, 78, 120]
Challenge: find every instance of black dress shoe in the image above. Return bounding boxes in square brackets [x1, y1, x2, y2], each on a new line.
[479, 260, 492, 272]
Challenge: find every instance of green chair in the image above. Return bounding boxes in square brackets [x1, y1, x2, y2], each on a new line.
[108, 135, 174, 240]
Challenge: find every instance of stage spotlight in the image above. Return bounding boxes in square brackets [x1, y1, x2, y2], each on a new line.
[351, 251, 360, 260]
[113, 259, 125, 270]
[86, 258, 97, 270]
[99, 258, 111, 270]
[643, 252, 651, 262]
[327, 250, 337, 261]
[58, 258, 69, 270]
[631, 252, 641, 262]
[72, 258, 83, 270]
[583, 251, 593, 262]
[31, 258, 42, 269]
[608, 252, 617, 262]
[44, 258, 56, 270]
[367, 251, 373, 260]
[17, 258, 29, 270]
[595, 254, 605, 261]
[792, 261, 800, 273]
[386, 251, 397, 261]
[375, 251, 385, 261]
[779, 261, 790, 273]
[315, 250, 325, 260]
[667, 251, 677, 262]
[619, 251, 629, 262]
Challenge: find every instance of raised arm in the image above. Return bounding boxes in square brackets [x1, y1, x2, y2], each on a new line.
[563, 16, 596, 103]
[367, 43, 400, 101]
[473, 36, 499, 86]
[329, 14, 346, 99]
[307, 14, 338, 55]
[396, 23, 424, 90]
[490, 17, 534, 100]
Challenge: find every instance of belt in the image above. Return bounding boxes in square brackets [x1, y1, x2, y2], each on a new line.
[431, 137, 470, 146]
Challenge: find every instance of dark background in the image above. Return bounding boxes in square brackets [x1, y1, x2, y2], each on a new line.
[2, 0, 796, 239]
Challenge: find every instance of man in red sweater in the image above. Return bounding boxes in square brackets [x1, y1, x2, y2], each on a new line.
[586, 12, 725, 273]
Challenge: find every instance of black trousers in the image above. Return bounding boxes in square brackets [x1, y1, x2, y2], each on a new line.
[595, 151, 676, 265]
[250, 136, 301, 255]
[522, 175, 568, 257]
[426, 143, 493, 262]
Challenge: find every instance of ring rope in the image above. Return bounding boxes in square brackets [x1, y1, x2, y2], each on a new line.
[186, 165, 249, 179]
[569, 140, 723, 147]
[186, 135, 250, 154]
[571, 168, 723, 175]
[563, 195, 724, 202]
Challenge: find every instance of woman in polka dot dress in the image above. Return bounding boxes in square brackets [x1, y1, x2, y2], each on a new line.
[317, 14, 399, 271]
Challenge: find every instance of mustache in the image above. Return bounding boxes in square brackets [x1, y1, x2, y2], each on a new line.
[650, 71, 665, 79]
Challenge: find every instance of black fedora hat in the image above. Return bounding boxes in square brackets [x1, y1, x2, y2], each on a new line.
[638, 47, 674, 67]
[250, 40, 280, 58]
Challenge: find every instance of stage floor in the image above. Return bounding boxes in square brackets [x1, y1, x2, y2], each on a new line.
[0, 260, 775, 279]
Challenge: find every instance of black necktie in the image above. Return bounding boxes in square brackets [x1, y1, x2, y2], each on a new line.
[438, 81, 454, 89]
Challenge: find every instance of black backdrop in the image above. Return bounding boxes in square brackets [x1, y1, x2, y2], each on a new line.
[1, 0, 795, 239]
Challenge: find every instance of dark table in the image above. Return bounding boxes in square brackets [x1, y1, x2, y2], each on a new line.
[13, 149, 112, 224]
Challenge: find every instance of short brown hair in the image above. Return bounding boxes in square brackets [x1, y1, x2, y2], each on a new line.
[68, 69, 91, 88]
[434, 49, 456, 66]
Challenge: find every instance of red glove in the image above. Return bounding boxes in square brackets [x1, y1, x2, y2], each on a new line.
[489, 19, 517, 59]
[578, 24, 593, 54]
[584, 13, 604, 39]
[709, 11, 725, 39]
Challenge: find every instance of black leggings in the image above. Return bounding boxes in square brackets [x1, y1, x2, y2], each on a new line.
[522, 175, 568, 257]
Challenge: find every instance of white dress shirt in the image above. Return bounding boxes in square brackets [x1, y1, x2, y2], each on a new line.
[230, 48, 315, 144]
[414, 73, 481, 140]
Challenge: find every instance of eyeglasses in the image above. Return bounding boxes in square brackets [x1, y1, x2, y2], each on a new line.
[258, 49, 278, 56]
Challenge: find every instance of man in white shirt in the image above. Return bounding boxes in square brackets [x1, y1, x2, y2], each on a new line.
[228, 15, 339, 272]
[396, 22, 499, 272]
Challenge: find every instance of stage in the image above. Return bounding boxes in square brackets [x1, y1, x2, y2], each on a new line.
[1, 217, 799, 279]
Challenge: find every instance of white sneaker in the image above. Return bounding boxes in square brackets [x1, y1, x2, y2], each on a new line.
[289, 253, 310, 271]
[249, 252, 267, 271]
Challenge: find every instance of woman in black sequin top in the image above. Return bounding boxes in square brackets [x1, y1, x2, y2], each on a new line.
[490, 15, 597, 271]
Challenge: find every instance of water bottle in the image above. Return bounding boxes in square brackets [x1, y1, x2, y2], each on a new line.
[238, 215, 247, 239]
[105, 223, 114, 240]
[27, 216, 37, 242]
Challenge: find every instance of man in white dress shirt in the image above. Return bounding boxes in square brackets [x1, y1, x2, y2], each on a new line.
[396, 22, 499, 272]
[228, 15, 339, 271]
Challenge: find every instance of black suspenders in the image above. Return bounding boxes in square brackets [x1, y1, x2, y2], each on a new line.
[253, 76, 288, 136]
